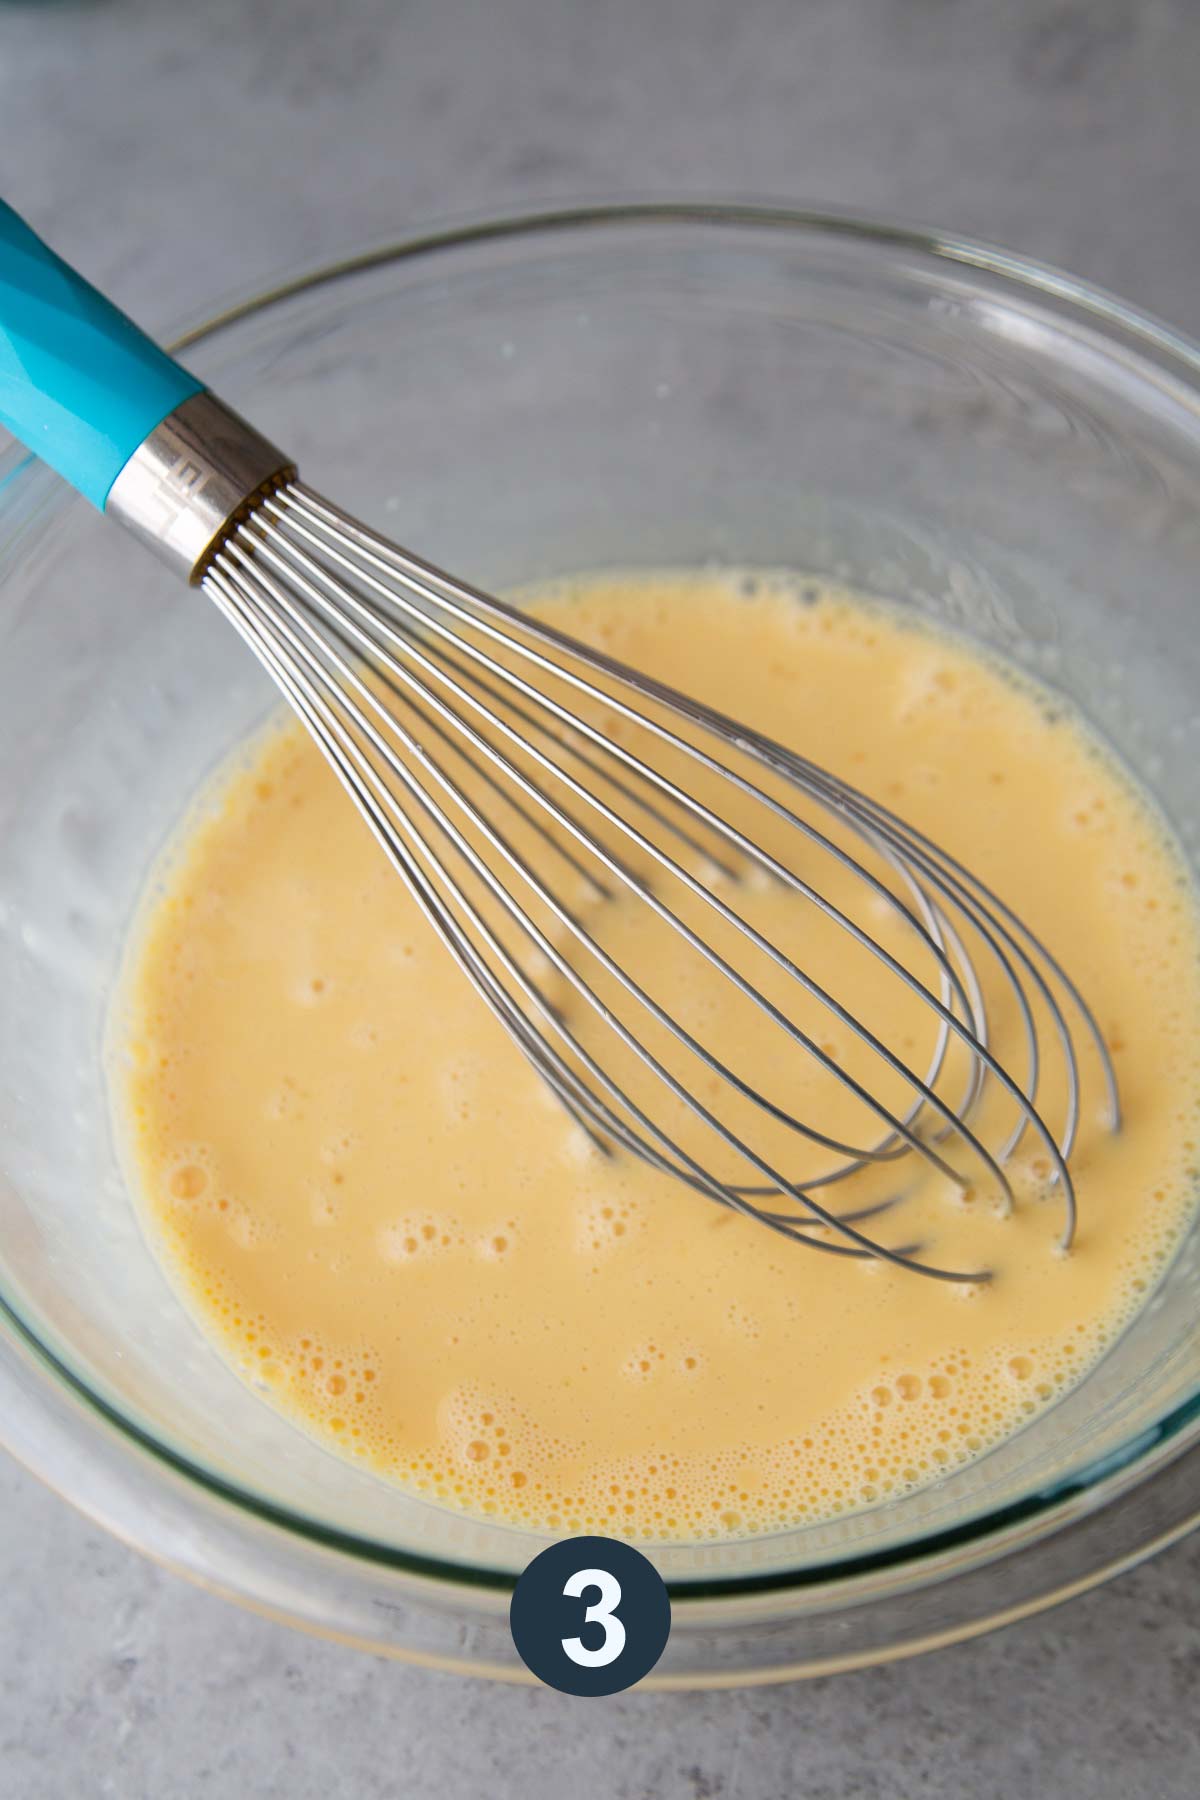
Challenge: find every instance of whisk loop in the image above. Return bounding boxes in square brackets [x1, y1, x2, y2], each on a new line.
[202, 483, 1120, 1283]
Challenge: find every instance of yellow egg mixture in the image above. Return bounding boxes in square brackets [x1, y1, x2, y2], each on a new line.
[111, 572, 1200, 1539]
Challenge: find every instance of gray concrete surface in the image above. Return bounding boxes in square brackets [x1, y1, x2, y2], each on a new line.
[3, 0, 1200, 1794]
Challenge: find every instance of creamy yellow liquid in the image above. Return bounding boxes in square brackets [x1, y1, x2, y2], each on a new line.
[113, 573, 1200, 1539]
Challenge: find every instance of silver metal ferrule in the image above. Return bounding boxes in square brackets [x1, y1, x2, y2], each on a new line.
[106, 391, 295, 584]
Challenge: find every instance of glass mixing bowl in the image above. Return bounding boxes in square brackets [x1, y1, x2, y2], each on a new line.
[3, 203, 1200, 1685]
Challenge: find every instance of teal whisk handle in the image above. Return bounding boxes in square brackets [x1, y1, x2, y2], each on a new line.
[0, 199, 203, 509]
[0, 200, 292, 578]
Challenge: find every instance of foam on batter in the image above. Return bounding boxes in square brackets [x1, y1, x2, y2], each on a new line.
[111, 572, 1200, 1538]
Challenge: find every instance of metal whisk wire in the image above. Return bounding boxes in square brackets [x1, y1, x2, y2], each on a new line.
[200, 482, 1120, 1285]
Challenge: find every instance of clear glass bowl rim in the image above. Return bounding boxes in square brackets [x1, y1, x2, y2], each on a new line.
[4, 198, 1200, 1636]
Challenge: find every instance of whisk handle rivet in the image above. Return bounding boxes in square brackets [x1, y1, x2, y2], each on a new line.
[107, 393, 294, 583]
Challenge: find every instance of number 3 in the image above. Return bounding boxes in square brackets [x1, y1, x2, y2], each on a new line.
[561, 1567, 626, 1668]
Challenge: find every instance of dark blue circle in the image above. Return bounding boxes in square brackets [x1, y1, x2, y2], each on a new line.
[509, 1535, 672, 1695]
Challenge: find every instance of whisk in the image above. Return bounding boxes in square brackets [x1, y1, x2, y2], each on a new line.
[0, 202, 1119, 1282]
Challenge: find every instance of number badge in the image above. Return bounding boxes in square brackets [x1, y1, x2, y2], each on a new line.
[509, 1535, 672, 1695]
